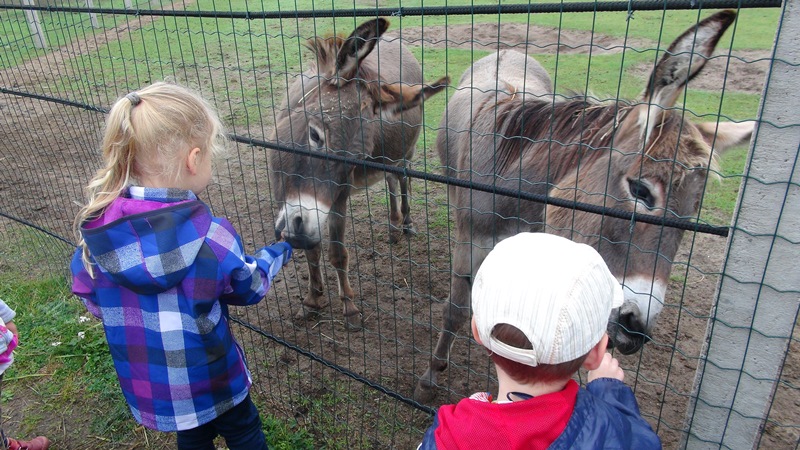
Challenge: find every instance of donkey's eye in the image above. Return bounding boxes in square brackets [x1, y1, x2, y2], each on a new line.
[308, 127, 323, 148]
[628, 179, 655, 208]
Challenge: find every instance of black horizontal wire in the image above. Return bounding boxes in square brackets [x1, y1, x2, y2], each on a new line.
[0, 0, 782, 19]
[0, 87, 109, 113]
[233, 134, 732, 237]
[0, 86, 731, 237]
[0, 210, 76, 246]
[229, 315, 437, 416]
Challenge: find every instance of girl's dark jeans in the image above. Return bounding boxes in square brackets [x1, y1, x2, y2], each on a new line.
[176, 393, 269, 450]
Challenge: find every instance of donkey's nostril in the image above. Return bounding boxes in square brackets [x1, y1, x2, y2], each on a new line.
[292, 216, 303, 232]
[619, 309, 643, 335]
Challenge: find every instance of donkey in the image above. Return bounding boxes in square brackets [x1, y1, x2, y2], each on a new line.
[268, 18, 448, 330]
[415, 10, 754, 402]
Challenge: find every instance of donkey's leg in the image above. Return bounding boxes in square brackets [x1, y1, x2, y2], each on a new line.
[414, 272, 472, 403]
[386, 174, 404, 244]
[294, 246, 329, 321]
[328, 196, 362, 331]
[399, 174, 415, 236]
[414, 241, 474, 403]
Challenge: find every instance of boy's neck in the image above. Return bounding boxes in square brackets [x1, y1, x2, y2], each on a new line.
[495, 366, 571, 402]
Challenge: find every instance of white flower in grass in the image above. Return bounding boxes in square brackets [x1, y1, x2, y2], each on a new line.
[77, 332, 85, 339]
[78, 316, 90, 323]
[51, 341, 61, 347]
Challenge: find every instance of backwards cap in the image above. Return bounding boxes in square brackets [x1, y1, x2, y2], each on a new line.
[471, 232, 623, 367]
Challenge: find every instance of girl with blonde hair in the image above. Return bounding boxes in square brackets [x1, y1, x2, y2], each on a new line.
[71, 82, 291, 450]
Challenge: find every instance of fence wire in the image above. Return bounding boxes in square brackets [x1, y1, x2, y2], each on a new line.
[1, 1, 797, 449]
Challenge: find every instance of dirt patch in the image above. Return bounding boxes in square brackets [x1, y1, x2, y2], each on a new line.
[386, 22, 655, 55]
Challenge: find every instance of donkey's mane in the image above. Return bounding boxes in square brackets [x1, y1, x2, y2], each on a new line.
[306, 35, 345, 70]
[494, 96, 716, 178]
[304, 35, 394, 105]
[494, 97, 627, 174]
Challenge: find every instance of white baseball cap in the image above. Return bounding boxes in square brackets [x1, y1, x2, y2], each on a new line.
[471, 232, 624, 367]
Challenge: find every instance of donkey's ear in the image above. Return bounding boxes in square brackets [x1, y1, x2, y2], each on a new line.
[335, 18, 389, 82]
[376, 76, 450, 117]
[639, 10, 736, 143]
[696, 120, 754, 154]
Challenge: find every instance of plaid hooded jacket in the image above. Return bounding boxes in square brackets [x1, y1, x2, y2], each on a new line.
[71, 187, 292, 432]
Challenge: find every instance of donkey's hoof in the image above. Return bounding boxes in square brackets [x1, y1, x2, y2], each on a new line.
[388, 224, 415, 244]
[294, 302, 329, 322]
[403, 224, 417, 236]
[344, 312, 363, 331]
[413, 380, 438, 404]
[388, 225, 403, 244]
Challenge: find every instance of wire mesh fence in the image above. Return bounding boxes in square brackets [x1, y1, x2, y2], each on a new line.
[1, 0, 798, 448]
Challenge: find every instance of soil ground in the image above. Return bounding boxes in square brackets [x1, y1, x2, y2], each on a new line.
[1, 16, 796, 450]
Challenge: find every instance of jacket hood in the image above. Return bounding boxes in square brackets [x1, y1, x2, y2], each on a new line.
[431, 381, 578, 450]
[82, 199, 212, 295]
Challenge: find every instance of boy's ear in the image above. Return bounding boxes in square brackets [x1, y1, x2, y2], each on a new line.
[471, 317, 483, 346]
[186, 147, 202, 175]
[582, 334, 609, 371]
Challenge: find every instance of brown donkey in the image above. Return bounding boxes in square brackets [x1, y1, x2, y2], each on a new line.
[269, 18, 448, 330]
[415, 10, 754, 402]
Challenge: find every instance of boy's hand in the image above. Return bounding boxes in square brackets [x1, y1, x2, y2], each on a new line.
[588, 352, 624, 382]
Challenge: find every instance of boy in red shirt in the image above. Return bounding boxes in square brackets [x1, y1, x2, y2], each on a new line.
[418, 233, 661, 449]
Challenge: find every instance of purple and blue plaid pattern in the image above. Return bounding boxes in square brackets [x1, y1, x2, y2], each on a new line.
[71, 187, 292, 431]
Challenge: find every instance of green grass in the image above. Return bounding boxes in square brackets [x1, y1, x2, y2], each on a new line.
[701, 145, 750, 222]
[0, 271, 132, 439]
[267, 370, 420, 450]
[0, 0, 133, 69]
[262, 0, 779, 52]
[262, 415, 316, 450]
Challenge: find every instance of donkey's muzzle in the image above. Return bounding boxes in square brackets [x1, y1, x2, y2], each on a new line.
[283, 234, 318, 250]
[274, 222, 317, 250]
[608, 333, 647, 355]
[607, 303, 651, 355]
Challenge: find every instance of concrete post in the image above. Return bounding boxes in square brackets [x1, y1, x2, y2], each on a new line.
[683, 1, 800, 448]
[21, 0, 47, 49]
[86, 0, 98, 28]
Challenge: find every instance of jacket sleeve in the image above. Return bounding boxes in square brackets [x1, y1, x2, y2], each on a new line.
[0, 298, 16, 324]
[210, 219, 293, 306]
[70, 248, 103, 319]
[586, 378, 662, 450]
[417, 413, 440, 450]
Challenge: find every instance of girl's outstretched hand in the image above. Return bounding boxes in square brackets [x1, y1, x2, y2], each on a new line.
[588, 352, 624, 382]
[264, 241, 293, 266]
[257, 241, 293, 282]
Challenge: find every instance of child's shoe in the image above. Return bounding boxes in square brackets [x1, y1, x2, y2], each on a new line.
[5, 436, 51, 450]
